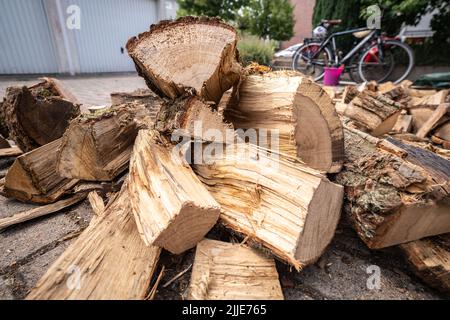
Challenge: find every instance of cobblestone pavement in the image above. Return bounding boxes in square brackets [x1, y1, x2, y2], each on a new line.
[0, 73, 447, 300]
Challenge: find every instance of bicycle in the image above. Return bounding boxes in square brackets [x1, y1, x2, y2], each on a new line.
[292, 20, 415, 84]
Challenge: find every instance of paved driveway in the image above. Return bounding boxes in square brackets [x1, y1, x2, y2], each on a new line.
[0, 73, 147, 107]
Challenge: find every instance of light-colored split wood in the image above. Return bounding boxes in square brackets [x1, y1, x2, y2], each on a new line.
[224, 72, 344, 173]
[26, 183, 161, 300]
[128, 130, 220, 254]
[188, 239, 284, 300]
[192, 142, 343, 269]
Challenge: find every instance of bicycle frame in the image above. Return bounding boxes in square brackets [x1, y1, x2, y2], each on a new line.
[306, 27, 380, 67]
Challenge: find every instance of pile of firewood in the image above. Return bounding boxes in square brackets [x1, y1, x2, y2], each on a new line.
[0, 17, 448, 300]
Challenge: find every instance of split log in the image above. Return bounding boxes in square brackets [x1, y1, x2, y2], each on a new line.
[0, 193, 86, 231]
[156, 96, 233, 142]
[335, 126, 450, 248]
[224, 73, 344, 173]
[391, 111, 413, 133]
[416, 103, 449, 138]
[410, 89, 448, 107]
[127, 16, 241, 103]
[410, 106, 449, 134]
[111, 88, 165, 124]
[400, 234, 450, 294]
[0, 79, 80, 152]
[128, 130, 220, 254]
[4, 139, 78, 204]
[188, 239, 284, 300]
[0, 146, 22, 158]
[26, 183, 161, 300]
[337, 90, 403, 136]
[192, 142, 343, 269]
[433, 121, 450, 149]
[56, 104, 150, 181]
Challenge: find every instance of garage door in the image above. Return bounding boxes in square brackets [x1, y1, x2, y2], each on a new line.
[0, 0, 59, 74]
[66, 0, 158, 73]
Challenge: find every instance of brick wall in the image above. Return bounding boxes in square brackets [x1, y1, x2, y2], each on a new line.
[282, 0, 316, 48]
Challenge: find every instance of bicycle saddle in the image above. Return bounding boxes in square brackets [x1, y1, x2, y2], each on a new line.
[321, 19, 342, 26]
[353, 30, 371, 38]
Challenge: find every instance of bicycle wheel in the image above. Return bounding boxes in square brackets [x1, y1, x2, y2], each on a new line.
[358, 40, 414, 84]
[292, 43, 332, 81]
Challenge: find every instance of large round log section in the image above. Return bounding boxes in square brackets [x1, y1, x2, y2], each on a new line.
[224, 72, 344, 173]
[126, 17, 241, 103]
[192, 142, 344, 270]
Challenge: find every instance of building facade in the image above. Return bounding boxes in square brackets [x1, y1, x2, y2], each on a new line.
[283, 0, 316, 48]
[0, 0, 178, 74]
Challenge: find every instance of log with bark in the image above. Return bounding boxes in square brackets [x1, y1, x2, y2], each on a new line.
[3, 139, 79, 204]
[26, 183, 161, 300]
[192, 142, 343, 270]
[155, 95, 234, 142]
[400, 234, 450, 294]
[111, 88, 165, 124]
[56, 103, 151, 181]
[0, 78, 80, 152]
[224, 72, 344, 173]
[337, 89, 403, 136]
[335, 126, 450, 248]
[128, 130, 220, 254]
[127, 16, 241, 103]
[187, 239, 284, 300]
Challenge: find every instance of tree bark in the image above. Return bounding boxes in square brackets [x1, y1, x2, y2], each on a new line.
[338, 90, 403, 136]
[224, 72, 344, 173]
[400, 234, 450, 294]
[335, 126, 450, 248]
[128, 130, 220, 254]
[0, 78, 80, 152]
[126, 16, 241, 104]
[192, 142, 343, 270]
[56, 103, 150, 181]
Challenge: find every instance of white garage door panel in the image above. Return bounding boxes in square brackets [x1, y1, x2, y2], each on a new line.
[66, 0, 157, 73]
[0, 0, 58, 74]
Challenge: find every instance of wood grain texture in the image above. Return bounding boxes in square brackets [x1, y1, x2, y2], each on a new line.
[155, 96, 233, 142]
[338, 90, 403, 136]
[127, 16, 241, 103]
[56, 104, 150, 181]
[400, 234, 450, 294]
[0, 146, 22, 158]
[192, 142, 343, 269]
[188, 239, 284, 300]
[4, 139, 79, 204]
[26, 183, 161, 300]
[0, 79, 80, 152]
[224, 72, 344, 173]
[110, 88, 165, 125]
[128, 130, 220, 254]
[0, 193, 86, 231]
[335, 126, 450, 248]
[416, 104, 449, 138]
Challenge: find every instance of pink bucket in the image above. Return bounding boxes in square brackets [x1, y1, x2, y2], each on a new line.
[323, 67, 343, 86]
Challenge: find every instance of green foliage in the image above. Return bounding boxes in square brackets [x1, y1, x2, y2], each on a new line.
[239, 0, 295, 41]
[237, 34, 277, 66]
[312, 0, 365, 52]
[177, 0, 249, 21]
[176, 0, 295, 41]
